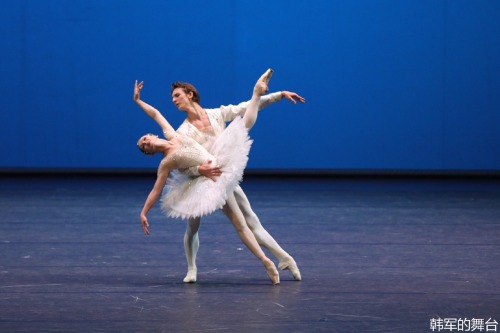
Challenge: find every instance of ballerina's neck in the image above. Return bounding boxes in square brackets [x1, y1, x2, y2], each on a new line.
[162, 137, 181, 156]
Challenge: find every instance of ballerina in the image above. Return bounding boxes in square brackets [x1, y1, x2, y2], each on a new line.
[135, 69, 280, 284]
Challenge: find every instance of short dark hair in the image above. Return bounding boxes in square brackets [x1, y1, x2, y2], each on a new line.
[171, 81, 200, 103]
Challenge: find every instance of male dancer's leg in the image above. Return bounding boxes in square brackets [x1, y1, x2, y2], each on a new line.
[233, 186, 302, 281]
[183, 217, 201, 283]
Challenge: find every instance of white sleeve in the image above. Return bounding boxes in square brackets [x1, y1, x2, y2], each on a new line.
[219, 92, 282, 122]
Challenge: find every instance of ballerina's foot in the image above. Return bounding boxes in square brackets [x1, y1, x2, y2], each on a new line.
[278, 257, 302, 281]
[183, 269, 197, 283]
[263, 258, 280, 285]
[253, 68, 274, 96]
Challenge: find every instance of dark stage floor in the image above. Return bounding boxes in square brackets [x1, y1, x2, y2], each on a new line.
[1, 174, 499, 332]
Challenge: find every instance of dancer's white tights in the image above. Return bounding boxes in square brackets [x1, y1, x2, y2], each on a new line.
[184, 187, 291, 269]
[243, 69, 271, 129]
[185, 194, 271, 266]
[221, 192, 267, 261]
[243, 94, 260, 129]
[184, 217, 200, 274]
[232, 186, 291, 262]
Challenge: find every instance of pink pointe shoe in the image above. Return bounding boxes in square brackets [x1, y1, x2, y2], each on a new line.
[263, 258, 280, 285]
[253, 68, 273, 96]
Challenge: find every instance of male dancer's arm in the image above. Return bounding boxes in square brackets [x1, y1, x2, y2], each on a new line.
[221, 91, 305, 122]
[182, 160, 221, 181]
[180, 91, 304, 178]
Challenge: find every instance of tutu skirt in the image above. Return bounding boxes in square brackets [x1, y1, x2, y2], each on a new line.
[161, 116, 252, 219]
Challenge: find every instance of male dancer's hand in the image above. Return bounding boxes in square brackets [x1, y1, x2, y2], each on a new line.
[198, 160, 222, 182]
[281, 91, 305, 104]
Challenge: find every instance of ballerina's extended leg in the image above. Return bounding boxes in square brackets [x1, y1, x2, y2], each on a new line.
[243, 68, 273, 129]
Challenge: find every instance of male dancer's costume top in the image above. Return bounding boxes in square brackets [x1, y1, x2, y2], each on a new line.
[161, 93, 282, 219]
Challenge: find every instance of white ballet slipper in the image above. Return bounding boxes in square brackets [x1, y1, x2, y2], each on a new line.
[278, 257, 301, 281]
[183, 269, 197, 283]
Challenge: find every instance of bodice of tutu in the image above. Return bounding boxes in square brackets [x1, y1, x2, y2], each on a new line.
[161, 116, 252, 220]
[168, 135, 214, 169]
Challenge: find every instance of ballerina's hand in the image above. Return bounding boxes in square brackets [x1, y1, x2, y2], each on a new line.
[281, 91, 305, 104]
[134, 80, 144, 102]
[140, 215, 150, 235]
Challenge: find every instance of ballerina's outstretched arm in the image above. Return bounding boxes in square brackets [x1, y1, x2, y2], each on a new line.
[134, 80, 177, 139]
[139, 158, 174, 235]
[243, 69, 273, 130]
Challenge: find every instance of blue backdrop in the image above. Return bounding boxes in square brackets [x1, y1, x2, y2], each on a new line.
[1, 0, 499, 172]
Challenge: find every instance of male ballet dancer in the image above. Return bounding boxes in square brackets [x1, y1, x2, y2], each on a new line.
[170, 77, 305, 283]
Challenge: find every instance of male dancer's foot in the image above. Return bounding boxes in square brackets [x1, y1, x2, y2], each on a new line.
[183, 269, 197, 283]
[278, 257, 301, 281]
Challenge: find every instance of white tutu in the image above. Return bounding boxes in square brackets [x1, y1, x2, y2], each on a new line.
[161, 116, 252, 219]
